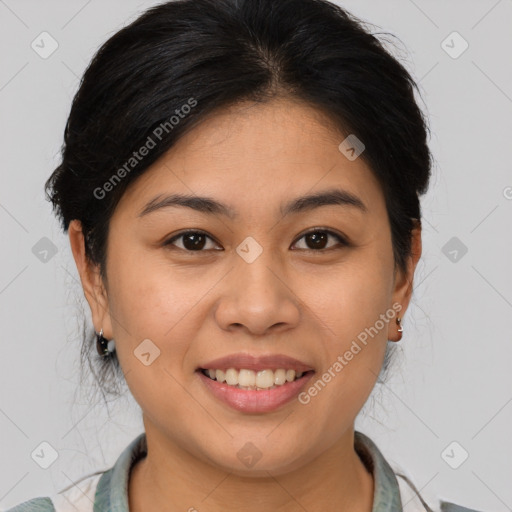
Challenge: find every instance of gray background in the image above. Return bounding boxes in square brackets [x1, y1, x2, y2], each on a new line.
[1, 0, 511, 510]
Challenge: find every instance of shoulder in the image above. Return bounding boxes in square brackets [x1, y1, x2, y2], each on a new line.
[50, 471, 102, 511]
[3, 497, 55, 511]
[439, 501, 486, 512]
[397, 472, 486, 512]
[396, 471, 439, 511]
[354, 432, 486, 512]
[4, 472, 103, 512]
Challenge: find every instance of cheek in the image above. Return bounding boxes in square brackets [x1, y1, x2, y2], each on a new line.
[298, 245, 393, 415]
[305, 242, 394, 341]
[107, 247, 200, 331]
[105, 261, 205, 420]
[105, 251, 209, 379]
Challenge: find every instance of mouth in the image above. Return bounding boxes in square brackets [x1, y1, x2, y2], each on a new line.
[196, 367, 315, 413]
[197, 367, 315, 391]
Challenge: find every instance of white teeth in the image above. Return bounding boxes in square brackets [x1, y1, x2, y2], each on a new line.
[286, 369, 296, 382]
[225, 368, 238, 385]
[255, 369, 274, 389]
[238, 369, 255, 387]
[274, 368, 287, 385]
[202, 368, 308, 389]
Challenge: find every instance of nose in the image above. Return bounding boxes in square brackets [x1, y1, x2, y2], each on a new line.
[213, 248, 301, 337]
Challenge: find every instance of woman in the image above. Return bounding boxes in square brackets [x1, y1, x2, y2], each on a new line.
[7, 0, 484, 510]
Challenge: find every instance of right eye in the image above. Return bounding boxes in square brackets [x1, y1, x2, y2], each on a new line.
[163, 230, 223, 252]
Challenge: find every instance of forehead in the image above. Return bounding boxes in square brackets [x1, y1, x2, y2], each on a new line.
[114, 98, 385, 221]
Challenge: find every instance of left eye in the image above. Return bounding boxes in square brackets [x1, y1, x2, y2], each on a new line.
[292, 229, 348, 251]
[163, 229, 348, 252]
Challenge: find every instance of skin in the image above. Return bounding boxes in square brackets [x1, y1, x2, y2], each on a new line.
[69, 97, 421, 512]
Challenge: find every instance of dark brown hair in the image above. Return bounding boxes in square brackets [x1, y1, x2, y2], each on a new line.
[45, 0, 432, 400]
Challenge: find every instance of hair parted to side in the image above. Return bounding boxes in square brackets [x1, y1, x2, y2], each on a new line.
[45, 0, 432, 407]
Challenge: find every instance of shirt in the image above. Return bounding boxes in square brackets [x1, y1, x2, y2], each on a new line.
[5, 431, 483, 512]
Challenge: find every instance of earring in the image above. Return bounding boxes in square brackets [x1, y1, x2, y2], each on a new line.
[96, 328, 116, 357]
[396, 317, 403, 337]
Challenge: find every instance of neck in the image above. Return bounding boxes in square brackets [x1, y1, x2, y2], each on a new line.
[128, 423, 374, 512]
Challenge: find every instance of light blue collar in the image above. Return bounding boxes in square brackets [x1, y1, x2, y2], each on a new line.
[94, 430, 402, 511]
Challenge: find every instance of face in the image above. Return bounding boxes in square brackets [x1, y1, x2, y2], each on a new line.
[70, 97, 420, 476]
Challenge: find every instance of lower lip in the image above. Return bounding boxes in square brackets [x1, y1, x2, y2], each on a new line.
[197, 370, 315, 413]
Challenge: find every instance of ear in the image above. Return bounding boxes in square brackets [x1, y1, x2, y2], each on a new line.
[388, 221, 422, 341]
[68, 220, 113, 339]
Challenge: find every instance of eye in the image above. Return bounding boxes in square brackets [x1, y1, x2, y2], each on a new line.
[291, 228, 348, 252]
[163, 230, 221, 252]
[163, 228, 349, 253]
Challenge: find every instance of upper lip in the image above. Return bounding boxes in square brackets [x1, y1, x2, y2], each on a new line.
[198, 353, 315, 373]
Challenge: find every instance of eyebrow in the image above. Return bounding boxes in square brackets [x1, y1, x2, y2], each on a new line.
[137, 188, 367, 220]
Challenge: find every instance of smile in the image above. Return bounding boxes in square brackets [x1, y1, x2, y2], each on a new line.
[197, 368, 315, 413]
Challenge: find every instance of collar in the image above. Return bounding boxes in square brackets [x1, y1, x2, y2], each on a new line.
[93, 430, 402, 511]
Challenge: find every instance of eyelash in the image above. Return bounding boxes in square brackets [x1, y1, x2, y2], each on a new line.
[163, 228, 349, 253]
